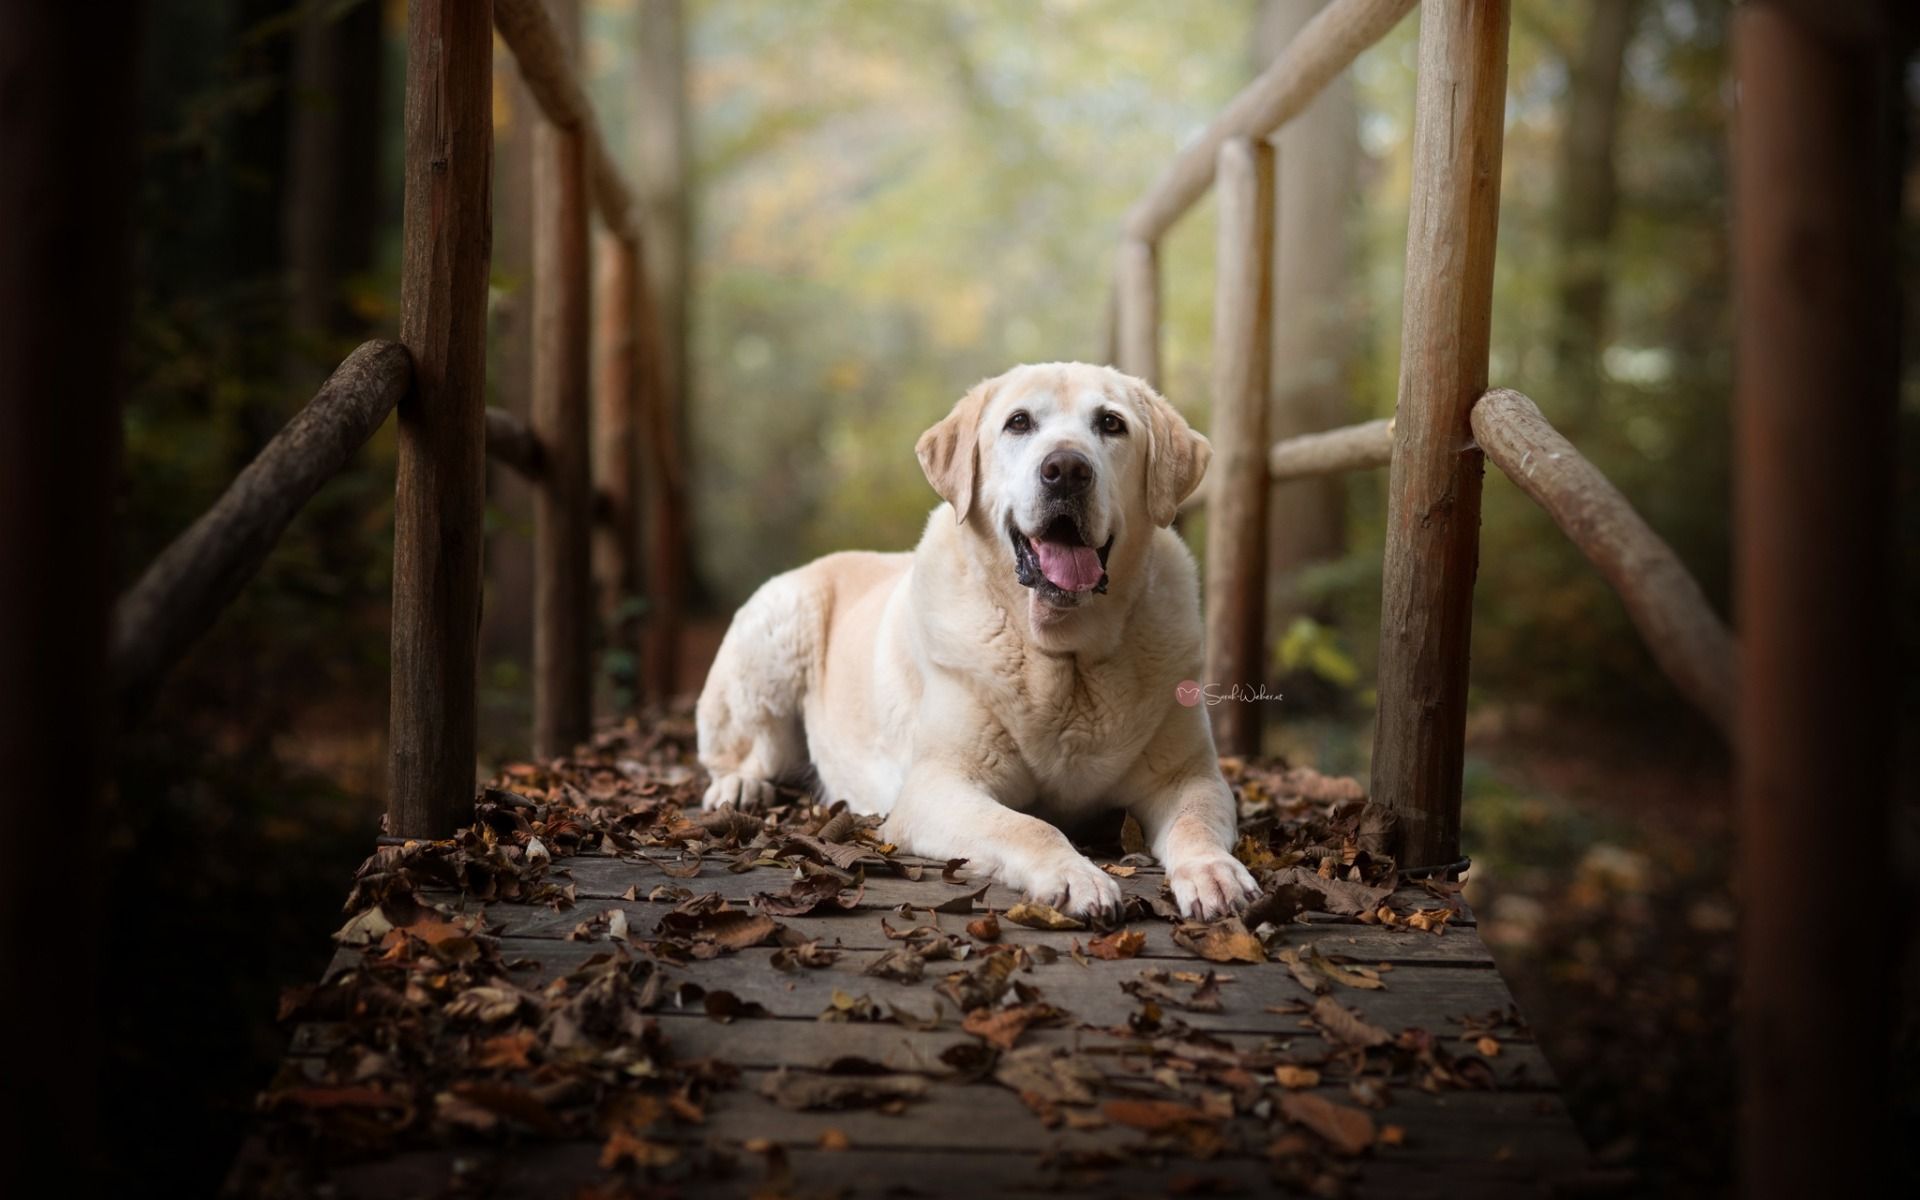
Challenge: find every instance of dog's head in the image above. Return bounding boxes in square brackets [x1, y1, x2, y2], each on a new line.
[916, 363, 1209, 630]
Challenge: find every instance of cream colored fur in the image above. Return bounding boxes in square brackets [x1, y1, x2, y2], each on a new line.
[695, 363, 1256, 920]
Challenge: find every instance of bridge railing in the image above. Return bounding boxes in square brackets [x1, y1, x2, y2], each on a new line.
[1115, 0, 1735, 867]
[108, 0, 687, 838]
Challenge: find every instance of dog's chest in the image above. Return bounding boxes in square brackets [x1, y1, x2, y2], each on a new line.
[1003, 656, 1159, 804]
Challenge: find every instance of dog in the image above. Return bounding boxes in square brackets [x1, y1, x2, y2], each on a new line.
[694, 362, 1257, 921]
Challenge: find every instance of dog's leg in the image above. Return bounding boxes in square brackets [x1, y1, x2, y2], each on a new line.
[695, 573, 818, 811]
[1130, 754, 1258, 921]
[882, 761, 1123, 921]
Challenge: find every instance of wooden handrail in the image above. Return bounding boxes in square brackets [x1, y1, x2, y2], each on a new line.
[485, 407, 545, 479]
[1123, 0, 1416, 243]
[1269, 417, 1394, 482]
[111, 340, 412, 714]
[493, 0, 642, 242]
[1178, 416, 1394, 513]
[1471, 388, 1735, 737]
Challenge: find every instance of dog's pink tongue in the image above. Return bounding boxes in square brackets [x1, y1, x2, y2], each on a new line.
[1033, 538, 1103, 592]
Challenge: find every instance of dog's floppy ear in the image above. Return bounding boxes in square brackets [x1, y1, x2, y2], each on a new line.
[1137, 380, 1211, 527]
[916, 379, 994, 522]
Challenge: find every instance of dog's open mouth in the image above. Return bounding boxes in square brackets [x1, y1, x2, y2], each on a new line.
[1010, 514, 1113, 603]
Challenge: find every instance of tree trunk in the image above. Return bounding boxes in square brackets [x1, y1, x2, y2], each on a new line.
[0, 2, 141, 1180]
[1256, 0, 1360, 630]
[1551, 0, 1640, 396]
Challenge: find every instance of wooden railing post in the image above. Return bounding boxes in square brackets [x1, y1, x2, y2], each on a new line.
[530, 0, 593, 757]
[1115, 238, 1161, 387]
[1732, 5, 1899, 1196]
[636, 267, 686, 704]
[1369, 1, 1509, 867]
[388, 0, 492, 838]
[1203, 138, 1276, 756]
[593, 232, 641, 670]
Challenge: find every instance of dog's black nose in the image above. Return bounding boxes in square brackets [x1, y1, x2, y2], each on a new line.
[1040, 449, 1093, 495]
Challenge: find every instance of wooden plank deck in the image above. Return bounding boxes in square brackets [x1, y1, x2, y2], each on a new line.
[228, 718, 1593, 1198]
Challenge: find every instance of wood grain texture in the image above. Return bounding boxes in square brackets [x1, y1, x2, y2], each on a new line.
[1731, 6, 1901, 1197]
[1124, 0, 1416, 242]
[1114, 237, 1161, 388]
[484, 406, 546, 480]
[530, 0, 594, 759]
[1471, 389, 1735, 736]
[593, 233, 641, 660]
[1369, 1, 1510, 868]
[493, 0, 641, 241]
[1203, 139, 1276, 755]
[389, 0, 493, 838]
[113, 341, 411, 713]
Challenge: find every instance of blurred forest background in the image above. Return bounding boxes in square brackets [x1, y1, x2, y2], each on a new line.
[109, 1, 1915, 1196]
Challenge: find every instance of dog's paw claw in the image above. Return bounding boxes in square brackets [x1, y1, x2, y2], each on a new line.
[1169, 854, 1259, 922]
[1027, 855, 1125, 921]
[701, 773, 779, 813]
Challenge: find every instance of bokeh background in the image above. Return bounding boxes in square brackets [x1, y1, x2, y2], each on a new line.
[110, 1, 1916, 1195]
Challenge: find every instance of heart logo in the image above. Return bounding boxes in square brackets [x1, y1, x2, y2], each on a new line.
[1175, 680, 1202, 708]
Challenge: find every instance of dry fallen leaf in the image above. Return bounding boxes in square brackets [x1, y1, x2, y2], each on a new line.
[1173, 917, 1266, 963]
[1274, 1064, 1322, 1090]
[1003, 901, 1085, 931]
[1310, 995, 1391, 1048]
[966, 912, 1002, 942]
[1103, 1098, 1208, 1132]
[1088, 929, 1147, 960]
[1279, 1091, 1376, 1156]
[1476, 1035, 1502, 1058]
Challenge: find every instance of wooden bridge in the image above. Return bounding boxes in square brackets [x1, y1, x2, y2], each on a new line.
[0, 1, 1903, 1198]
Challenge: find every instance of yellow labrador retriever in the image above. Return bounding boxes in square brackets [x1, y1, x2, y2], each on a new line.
[696, 363, 1257, 921]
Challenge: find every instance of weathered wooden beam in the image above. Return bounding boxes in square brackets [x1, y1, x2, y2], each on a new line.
[1202, 139, 1276, 756]
[0, 0, 139, 1167]
[493, 0, 641, 242]
[593, 232, 642, 671]
[634, 255, 686, 703]
[1114, 238, 1161, 388]
[1471, 389, 1735, 737]
[1732, 5, 1901, 1198]
[1269, 417, 1393, 482]
[1369, 0, 1509, 868]
[389, 0, 492, 838]
[484, 406, 546, 480]
[1123, 0, 1415, 243]
[1178, 417, 1392, 515]
[530, 0, 594, 759]
[114, 341, 412, 713]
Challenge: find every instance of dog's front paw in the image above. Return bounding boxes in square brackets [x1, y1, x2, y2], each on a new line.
[1025, 854, 1124, 921]
[1169, 853, 1258, 921]
[701, 772, 779, 812]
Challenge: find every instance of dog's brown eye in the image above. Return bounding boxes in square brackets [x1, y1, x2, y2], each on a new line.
[1099, 412, 1127, 436]
[1005, 411, 1032, 434]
